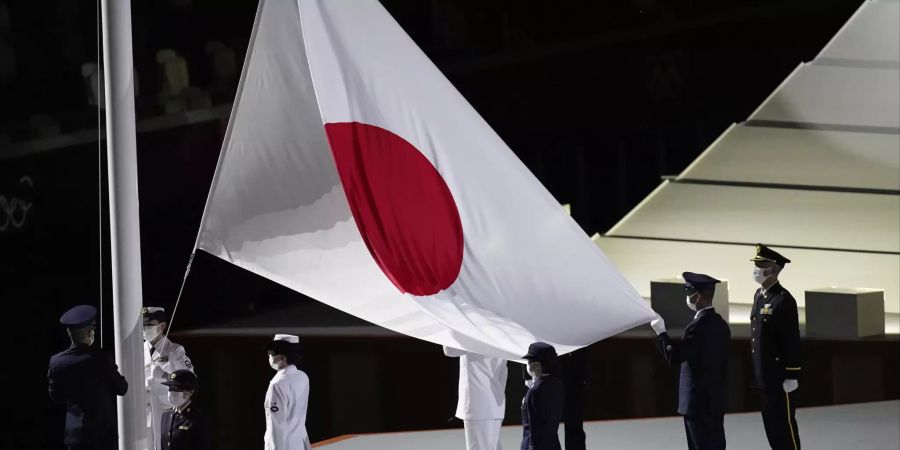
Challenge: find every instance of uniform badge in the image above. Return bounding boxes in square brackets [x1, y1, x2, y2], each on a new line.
[760, 303, 773, 315]
[170, 372, 178, 380]
[665, 345, 673, 351]
[184, 359, 192, 368]
[179, 425, 190, 430]
[158, 356, 169, 363]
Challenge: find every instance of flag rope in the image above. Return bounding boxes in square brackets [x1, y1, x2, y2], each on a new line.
[166, 251, 195, 338]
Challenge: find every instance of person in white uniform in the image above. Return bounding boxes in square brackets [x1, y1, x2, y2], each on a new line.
[143, 306, 195, 450]
[264, 334, 311, 450]
[444, 346, 509, 450]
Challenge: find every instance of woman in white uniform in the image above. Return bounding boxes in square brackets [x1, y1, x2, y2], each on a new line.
[444, 346, 508, 450]
[264, 334, 311, 450]
[143, 306, 194, 450]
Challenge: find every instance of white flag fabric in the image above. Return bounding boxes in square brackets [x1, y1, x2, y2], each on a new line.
[197, 0, 655, 359]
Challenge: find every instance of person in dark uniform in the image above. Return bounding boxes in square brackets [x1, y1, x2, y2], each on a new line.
[750, 244, 802, 450]
[520, 342, 564, 450]
[650, 272, 731, 450]
[559, 347, 588, 450]
[521, 347, 588, 450]
[48, 305, 128, 450]
[160, 369, 211, 450]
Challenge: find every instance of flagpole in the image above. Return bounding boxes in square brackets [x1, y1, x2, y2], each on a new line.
[100, 0, 147, 449]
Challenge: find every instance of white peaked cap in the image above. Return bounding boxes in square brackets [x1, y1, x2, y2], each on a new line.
[145, 307, 165, 313]
[273, 334, 299, 344]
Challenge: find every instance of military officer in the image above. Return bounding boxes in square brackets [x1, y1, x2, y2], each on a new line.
[750, 244, 802, 450]
[48, 305, 128, 450]
[520, 342, 564, 450]
[650, 272, 731, 450]
[144, 306, 195, 450]
[264, 334, 311, 450]
[160, 369, 211, 450]
[443, 346, 508, 450]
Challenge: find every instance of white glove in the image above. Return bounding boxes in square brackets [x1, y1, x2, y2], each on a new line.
[151, 364, 167, 380]
[783, 379, 798, 393]
[650, 316, 667, 335]
[524, 379, 534, 389]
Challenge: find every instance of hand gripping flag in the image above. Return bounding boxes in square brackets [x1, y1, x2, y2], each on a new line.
[196, 0, 655, 359]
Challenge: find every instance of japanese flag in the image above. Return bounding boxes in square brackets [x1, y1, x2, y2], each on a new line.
[197, 0, 655, 359]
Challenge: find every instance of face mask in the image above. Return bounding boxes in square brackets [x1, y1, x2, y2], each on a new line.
[143, 325, 162, 342]
[167, 391, 190, 408]
[752, 267, 770, 285]
[526, 361, 542, 378]
[269, 355, 285, 371]
[685, 294, 698, 312]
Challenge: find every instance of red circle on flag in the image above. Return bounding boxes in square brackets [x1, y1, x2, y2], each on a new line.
[324, 121, 464, 296]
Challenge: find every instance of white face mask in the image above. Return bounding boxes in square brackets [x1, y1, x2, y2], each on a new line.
[752, 267, 770, 285]
[143, 325, 163, 342]
[167, 390, 190, 409]
[526, 361, 542, 378]
[268, 354, 285, 371]
[685, 294, 698, 311]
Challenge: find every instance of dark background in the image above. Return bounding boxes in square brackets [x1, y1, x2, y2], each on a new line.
[0, 0, 871, 448]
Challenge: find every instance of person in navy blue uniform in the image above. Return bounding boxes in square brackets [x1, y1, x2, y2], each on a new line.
[520, 342, 564, 450]
[520, 347, 588, 450]
[650, 272, 731, 450]
[160, 369, 211, 450]
[750, 244, 802, 450]
[48, 305, 128, 450]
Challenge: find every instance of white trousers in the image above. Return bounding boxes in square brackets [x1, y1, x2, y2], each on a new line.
[463, 419, 503, 450]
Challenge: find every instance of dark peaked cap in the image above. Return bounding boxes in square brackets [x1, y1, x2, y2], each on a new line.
[750, 243, 791, 266]
[59, 305, 97, 329]
[522, 341, 559, 367]
[682, 272, 720, 292]
[162, 369, 198, 392]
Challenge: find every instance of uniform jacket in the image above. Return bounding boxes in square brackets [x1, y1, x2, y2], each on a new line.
[443, 346, 508, 420]
[145, 336, 195, 450]
[655, 307, 731, 416]
[751, 282, 803, 391]
[520, 374, 564, 450]
[48, 343, 128, 446]
[264, 365, 311, 450]
[160, 404, 211, 450]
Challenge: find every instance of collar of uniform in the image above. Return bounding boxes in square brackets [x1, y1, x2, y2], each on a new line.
[146, 334, 171, 356]
[175, 400, 192, 414]
[277, 365, 298, 375]
[694, 306, 714, 320]
[761, 282, 782, 298]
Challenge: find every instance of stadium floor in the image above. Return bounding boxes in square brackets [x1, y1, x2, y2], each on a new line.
[314, 400, 899, 449]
